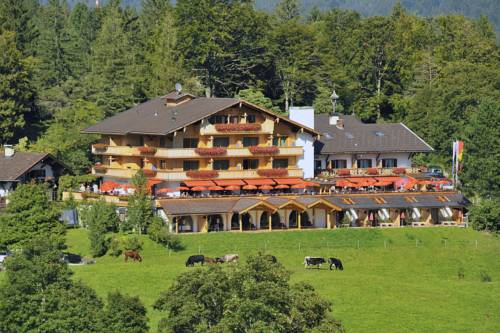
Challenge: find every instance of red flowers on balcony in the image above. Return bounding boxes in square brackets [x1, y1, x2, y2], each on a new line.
[366, 168, 379, 175]
[142, 169, 156, 177]
[214, 123, 261, 132]
[186, 170, 219, 178]
[137, 146, 157, 154]
[336, 169, 351, 176]
[257, 168, 288, 177]
[249, 146, 279, 154]
[393, 167, 406, 174]
[93, 143, 108, 150]
[194, 147, 227, 156]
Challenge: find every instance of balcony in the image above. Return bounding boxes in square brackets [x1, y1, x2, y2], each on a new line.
[317, 167, 422, 178]
[199, 118, 275, 135]
[92, 145, 303, 158]
[91, 166, 303, 181]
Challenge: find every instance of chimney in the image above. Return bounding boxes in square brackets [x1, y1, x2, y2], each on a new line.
[4, 144, 14, 158]
[336, 118, 344, 129]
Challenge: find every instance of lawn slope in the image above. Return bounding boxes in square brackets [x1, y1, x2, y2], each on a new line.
[65, 228, 500, 333]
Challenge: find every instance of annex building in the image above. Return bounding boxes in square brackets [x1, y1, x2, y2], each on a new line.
[72, 90, 468, 233]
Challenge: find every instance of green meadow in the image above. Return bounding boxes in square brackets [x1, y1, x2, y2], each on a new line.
[6, 228, 500, 333]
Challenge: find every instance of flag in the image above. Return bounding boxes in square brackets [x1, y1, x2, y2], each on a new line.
[457, 141, 464, 162]
[452, 140, 457, 181]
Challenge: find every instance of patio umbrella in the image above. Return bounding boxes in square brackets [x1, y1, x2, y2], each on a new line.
[101, 181, 119, 192]
[225, 185, 240, 191]
[373, 181, 392, 187]
[335, 180, 351, 187]
[275, 184, 289, 189]
[156, 188, 173, 193]
[191, 186, 207, 191]
[208, 186, 224, 191]
[258, 185, 273, 190]
[291, 183, 306, 189]
[177, 186, 190, 191]
[242, 184, 258, 190]
[304, 181, 320, 187]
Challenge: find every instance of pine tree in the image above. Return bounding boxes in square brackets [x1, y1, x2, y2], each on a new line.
[125, 170, 153, 234]
[0, 0, 39, 56]
[0, 31, 36, 144]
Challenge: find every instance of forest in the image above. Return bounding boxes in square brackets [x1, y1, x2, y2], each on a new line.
[0, 0, 498, 202]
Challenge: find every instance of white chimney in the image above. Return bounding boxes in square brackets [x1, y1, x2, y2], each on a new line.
[329, 115, 339, 125]
[4, 144, 14, 158]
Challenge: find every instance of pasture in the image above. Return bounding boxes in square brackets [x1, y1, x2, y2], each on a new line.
[40, 228, 500, 331]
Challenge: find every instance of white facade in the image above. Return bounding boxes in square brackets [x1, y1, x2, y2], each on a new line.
[289, 107, 315, 178]
[317, 152, 412, 169]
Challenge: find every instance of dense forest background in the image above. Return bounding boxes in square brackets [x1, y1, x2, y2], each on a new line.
[0, 0, 498, 201]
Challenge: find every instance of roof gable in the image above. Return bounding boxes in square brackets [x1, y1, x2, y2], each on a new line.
[0, 152, 62, 181]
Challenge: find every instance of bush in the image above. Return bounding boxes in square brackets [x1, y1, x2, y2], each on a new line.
[148, 217, 183, 251]
[480, 271, 492, 282]
[469, 198, 500, 233]
[457, 267, 465, 279]
[109, 235, 143, 257]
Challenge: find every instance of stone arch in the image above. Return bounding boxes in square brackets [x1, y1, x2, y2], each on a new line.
[207, 214, 224, 232]
[260, 211, 269, 229]
[176, 215, 194, 233]
[288, 210, 310, 228]
[271, 212, 282, 229]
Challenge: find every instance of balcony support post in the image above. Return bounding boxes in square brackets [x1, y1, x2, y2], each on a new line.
[268, 213, 272, 231]
[326, 211, 331, 229]
[298, 211, 302, 230]
[239, 214, 243, 232]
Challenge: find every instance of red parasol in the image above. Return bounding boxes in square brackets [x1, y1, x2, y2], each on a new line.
[275, 184, 290, 189]
[291, 183, 306, 189]
[101, 181, 119, 192]
[208, 186, 224, 191]
[258, 185, 273, 190]
[177, 186, 190, 191]
[191, 186, 207, 191]
[242, 184, 258, 190]
[225, 185, 241, 191]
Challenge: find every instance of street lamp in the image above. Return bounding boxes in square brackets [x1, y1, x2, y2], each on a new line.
[330, 90, 339, 114]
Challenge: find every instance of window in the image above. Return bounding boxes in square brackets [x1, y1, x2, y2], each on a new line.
[213, 137, 229, 147]
[382, 159, 397, 168]
[357, 159, 372, 168]
[243, 137, 259, 147]
[208, 115, 228, 124]
[247, 114, 256, 123]
[243, 159, 259, 170]
[159, 137, 166, 148]
[159, 160, 167, 169]
[315, 160, 322, 170]
[332, 160, 347, 169]
[28, 169, 46, 179]
[139, 136, 144, 146]
[213, 160, 230, 170]
[183, 160, 199, 171]
[273, 136, 288, 147]
[229, 115, 239, 124]
[273, 158, 288, 168]
[183, 138, 199, 148]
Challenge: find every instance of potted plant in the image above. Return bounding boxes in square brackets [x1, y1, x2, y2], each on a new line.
[249, 146, 279, 154]
[336, 169, 351, 176]
[214, 123, 261, 132]
[366, 168, 379, 175]
[137, 146, 157, 154]
[194, 147, 227, 156]
[93, 143, 108, 150]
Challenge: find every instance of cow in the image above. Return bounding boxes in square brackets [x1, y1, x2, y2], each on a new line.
[328, 258, 344, 271]
[304, 256, 326, 269]
[204, 257, 218, 265]
[124, 250, 142, 262]
[219, 254, 239, 263]
[185, 255, 205, 267]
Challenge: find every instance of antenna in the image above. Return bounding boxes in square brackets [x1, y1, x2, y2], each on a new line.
[175, 83, 182, 94]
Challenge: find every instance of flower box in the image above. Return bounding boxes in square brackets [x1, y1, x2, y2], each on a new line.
[94, 164, 107, 173]
[393, 167, 406, 174]
[81, 192, 100, 199]
[214, 123, 261, 132]
[93, 143, 108, 150]
[194, 147, 227, 156]
[257, 168, 288, 177]
[137, 146, 157, 154]
[118, 196, 129, 201]
[366, 168, 379, 175]
[336, 169, 351, 176]
[142, 169, 156, 177]
[249, 146, 279, 154]
[186, 170, 219, 178]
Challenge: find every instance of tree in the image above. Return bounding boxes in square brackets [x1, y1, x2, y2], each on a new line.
[0, 31, 36, 144]
[469, 198, 500, 233]
[154, 255, 343, 333]
[0, 239, 104, 333]
[275, 0, 300, 22]
[148, 216, 183, 251]
[235, 88, 281, 113]
[99, 292, 148, 333]
[81, 200, 119, 257]
[461, 98, 500, 198]
[0, 0, 39, 56]
[31, 99, 103, 173]
[0, 183, 64, 249]
[125, 170, 153, 234]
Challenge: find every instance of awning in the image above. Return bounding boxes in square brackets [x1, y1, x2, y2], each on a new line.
[244, 179, 276, 186]
[183, 180, 216, 187]
[346, 177, 377, 184]
[303, 181, 320, 187]
[335, 180, 352, 187]
[273, 178, 303, 185]
[214, 179, 246, 186]
[374, 176, 403, 182]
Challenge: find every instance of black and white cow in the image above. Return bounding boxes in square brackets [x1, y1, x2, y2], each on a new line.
[328, 258, 344, 271]
[185, 255, 205, 267]
[304, 256, 326, 269]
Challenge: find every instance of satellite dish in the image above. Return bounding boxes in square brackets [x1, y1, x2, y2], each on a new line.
[175, 83, 182, 93]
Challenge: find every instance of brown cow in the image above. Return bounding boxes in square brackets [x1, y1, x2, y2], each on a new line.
[204, 257, 218, 265]
[124, 250, 142, 262]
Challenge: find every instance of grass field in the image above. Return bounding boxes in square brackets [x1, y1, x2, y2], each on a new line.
[6, 227, 500, 332]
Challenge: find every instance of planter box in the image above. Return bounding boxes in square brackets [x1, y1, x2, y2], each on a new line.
[393, 167, 406, 174]
[137, 146, 157, 154]
[249, 146, 279, 154]
[194, 147, 227, 156]
[215, 123, 261, 132]
[81, 192, 100, 199]
[186, 170, 219, 178]
[336, 169, 351, 176]
[366, 168, 379, 175]
[93, 143, 108, 150]
[257, 168, 288, 177]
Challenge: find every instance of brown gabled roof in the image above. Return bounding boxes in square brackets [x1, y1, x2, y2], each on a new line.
[0, 152, 52, 181]
[83, 94, 319, 136]
[314, 114, 433, 154]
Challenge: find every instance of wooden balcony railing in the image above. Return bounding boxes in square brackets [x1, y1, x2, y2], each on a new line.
[92, 145, 302, 158]
[317, 167, 422, 178]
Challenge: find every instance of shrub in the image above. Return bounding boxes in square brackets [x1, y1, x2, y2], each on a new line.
[457, 267, 465, 279]
[148, 217, 183, 251]
[469, 198, 499, 232]
[480, 271, 492, 282]
[109, 235, 143, 257]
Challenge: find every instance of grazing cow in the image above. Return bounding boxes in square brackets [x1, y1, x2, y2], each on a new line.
[328, 258, 344, 271]
[304, 256, 326, 269]
[124, 250, 142, 262]
[204, 257, 218, 265]
[219, 254, 239, 263]
[185, 255, 205, 267]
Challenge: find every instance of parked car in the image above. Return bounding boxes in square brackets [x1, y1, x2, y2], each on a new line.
[424, 166, 444, 178]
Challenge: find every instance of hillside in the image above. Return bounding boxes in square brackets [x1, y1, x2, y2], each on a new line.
[60, 227, 500, 333]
